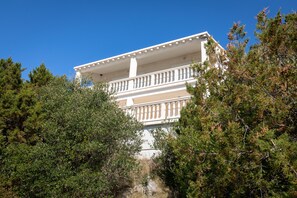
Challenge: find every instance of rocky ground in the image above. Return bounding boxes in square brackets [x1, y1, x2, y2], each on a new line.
[119, 159, 170, 198]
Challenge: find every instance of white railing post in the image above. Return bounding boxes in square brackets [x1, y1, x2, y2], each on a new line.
[156, 74, 160, 85]
[160, 102, 166, 119]
[151, 74, 155, 86]
[174, 68, 179, 81]
[138, 106, 142, 121]
[128, 79, 133, 90]
[177, 99, 181, 116]
[147, 106, 150, 120]
[152, 105, 156, 119]
[144, 106, 147, 120]
[168, 102, 172, 117]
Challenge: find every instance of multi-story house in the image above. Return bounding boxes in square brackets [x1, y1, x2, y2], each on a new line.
[74, 32, 220, 158]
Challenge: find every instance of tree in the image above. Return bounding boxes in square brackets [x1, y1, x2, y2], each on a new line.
[29, 63, 53, 87]
[3, 78, 142, 197]
[154, 10, 297, 197]
[0, 60, 56, 196]
[0, 58, 23, 93]
[0, 58, 24, 146]
[0, 58, 24, 197]
[0, 61, 54, 148]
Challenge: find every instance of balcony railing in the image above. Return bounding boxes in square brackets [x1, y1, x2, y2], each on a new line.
[109, 64, 195, 93]
[124, 97, 190, 123]
[109, 79, 129, 93]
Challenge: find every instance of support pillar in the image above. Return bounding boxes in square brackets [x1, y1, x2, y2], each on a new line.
[200, 39, 208, 63]
[128, 57, 137, 91]
[127, 57, 138, 107]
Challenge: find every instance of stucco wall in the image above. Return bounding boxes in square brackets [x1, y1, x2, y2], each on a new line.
[137, 52, 200, 75]
[137, 123, 173, 159]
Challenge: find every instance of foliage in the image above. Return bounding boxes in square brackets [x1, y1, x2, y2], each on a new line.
[1, 59, 142, 197]
[0, 61, 53, 148]
[154, 10, 297, 197]
[0, 60, 55, 197]
[2, 78, 142, 197]
[0, 58, 23, 148]
[29, 63, 54, 87]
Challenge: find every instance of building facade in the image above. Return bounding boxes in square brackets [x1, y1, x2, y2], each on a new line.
[74, 32, 217, 158]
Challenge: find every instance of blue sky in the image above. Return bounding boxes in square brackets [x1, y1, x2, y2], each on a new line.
[0, 0, 296, 79]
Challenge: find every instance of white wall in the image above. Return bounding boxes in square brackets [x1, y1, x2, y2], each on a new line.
[137, 52, 201, 75]
[87, 68, 129, 82]
[137, 123, 173, 159]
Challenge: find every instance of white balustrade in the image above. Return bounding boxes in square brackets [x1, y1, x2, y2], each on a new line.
[178, 66, 193, 80]
[154, 70, 175, 85]
[133, 74, 152, 89]
[124, 97, 190, 123]
[109, 79, 129, 92]
[109, 64, 195, 93]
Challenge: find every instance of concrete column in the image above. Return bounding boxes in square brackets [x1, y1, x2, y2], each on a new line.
[127, 98, 134, 106]
[127, 57, 138, 108]
[128, 57, 137, 90]
[200, 39, 208, 63]
[129, 57, 137, 77]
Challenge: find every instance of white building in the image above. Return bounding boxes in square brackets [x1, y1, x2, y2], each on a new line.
[74, 32, 219, 158]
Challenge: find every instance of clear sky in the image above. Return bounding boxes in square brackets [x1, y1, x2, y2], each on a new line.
[0, 0, 296, 79]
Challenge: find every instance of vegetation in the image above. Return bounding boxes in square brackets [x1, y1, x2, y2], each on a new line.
[0, 9, 296, 198]
[0, 59, 50, 149]
[0, 59, 142, 197]
[0, 59, 53, 196]
[154, 10, 297, 197]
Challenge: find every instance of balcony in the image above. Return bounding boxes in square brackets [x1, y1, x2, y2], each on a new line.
[109, 64, 195, 94]
[124, 96, 190, 125]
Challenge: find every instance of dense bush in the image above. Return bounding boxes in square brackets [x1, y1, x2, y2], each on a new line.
[0, 61, 142, 197]
[154, 10, 297, 197]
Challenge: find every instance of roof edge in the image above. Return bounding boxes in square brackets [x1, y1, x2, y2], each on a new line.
[74, 32, 213, 71]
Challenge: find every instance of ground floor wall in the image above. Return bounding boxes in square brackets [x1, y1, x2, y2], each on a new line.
[137, 123, 173, 159]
